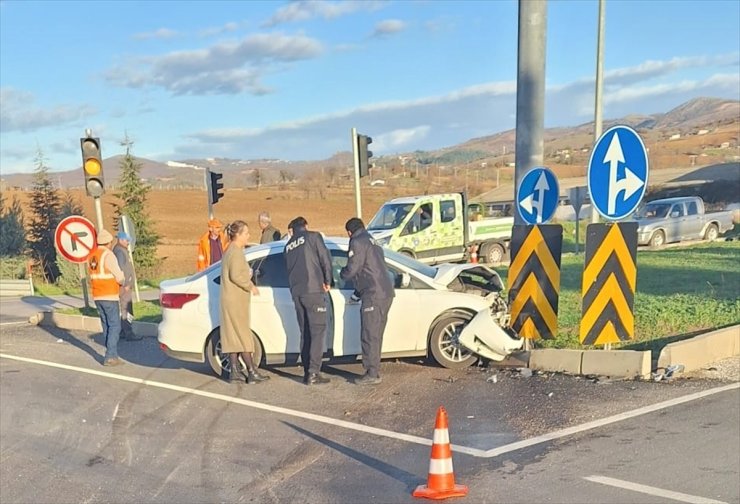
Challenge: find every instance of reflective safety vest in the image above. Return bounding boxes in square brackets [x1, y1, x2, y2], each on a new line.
[88, 247, 120, 299]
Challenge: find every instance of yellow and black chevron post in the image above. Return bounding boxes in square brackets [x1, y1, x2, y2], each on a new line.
[580, 222, 638, 345]
[508, 225, 563, 340]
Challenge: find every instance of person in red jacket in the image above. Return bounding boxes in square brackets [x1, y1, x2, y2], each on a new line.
[197, 219, 229, 271]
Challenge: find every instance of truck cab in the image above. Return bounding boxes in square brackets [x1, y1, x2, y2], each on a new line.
[367, 194, 466, 264]
[367, 193, 513, 265]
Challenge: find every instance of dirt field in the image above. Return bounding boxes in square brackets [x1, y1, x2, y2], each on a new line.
[3, 184, 448, 277]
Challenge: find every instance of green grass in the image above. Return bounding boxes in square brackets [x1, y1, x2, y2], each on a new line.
[34, 283, 81, 297]
[58, 300, 162, 324]
[498, 239, 740, 350]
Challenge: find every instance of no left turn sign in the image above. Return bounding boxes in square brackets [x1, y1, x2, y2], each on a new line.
[55, 215, 97, 263]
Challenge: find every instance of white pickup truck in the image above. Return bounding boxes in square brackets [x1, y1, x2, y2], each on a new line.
[634, 196, 735, 247]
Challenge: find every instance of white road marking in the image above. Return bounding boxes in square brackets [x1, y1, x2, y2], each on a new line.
[482, 382, 740, 458]
[1, 352, 737, 459]
[0, 352, 483, 457]
[0, 321, 28, 326]
[584, 475, 729, 504]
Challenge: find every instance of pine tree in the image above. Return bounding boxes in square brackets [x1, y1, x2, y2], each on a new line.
[114, 134, 160, 277]
[28, 149, 62, 281]
[0, 192, 27, 256]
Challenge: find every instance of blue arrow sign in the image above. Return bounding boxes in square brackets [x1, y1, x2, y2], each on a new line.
[517, 167, 560, 225]
[588, 125, 649, 220]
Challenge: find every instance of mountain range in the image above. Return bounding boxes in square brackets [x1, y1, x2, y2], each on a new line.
[1, 97, 738, 190]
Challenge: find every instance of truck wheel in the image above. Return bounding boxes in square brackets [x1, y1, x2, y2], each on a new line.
[400, 249, 415, 259]
[429, 314, 478, 369]
[206, 329, 264, 377]
[649, 230, 665, 248]
[704, 224, 719, 241]
[481, 243, 506, 265]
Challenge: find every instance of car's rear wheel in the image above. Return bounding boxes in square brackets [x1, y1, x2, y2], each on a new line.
[704, 223, 719, 241]
[429, 314, 478, 369]
[206, 329, 264, 377]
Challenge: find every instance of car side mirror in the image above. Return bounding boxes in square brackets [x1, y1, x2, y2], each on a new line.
[400, 273, 411, 289]
[670, 211, 679, 218]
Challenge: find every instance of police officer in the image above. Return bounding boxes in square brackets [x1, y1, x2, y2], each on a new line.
[284, 216, 333, 385]
[340, 217, 395, 385]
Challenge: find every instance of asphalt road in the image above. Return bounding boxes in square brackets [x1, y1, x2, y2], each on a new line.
[1, 323, 738, 504]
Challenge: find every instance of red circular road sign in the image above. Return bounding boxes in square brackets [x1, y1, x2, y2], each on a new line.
[54, 215, 97, 263]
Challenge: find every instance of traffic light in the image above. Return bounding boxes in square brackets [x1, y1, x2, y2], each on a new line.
[209, 170, 224, 204]
[357, 134, 373, 178]
[80, 137, 105, 197]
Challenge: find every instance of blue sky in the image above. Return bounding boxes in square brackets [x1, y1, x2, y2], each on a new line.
[1, 0, 738, 174]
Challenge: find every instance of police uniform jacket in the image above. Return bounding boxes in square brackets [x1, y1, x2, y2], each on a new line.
[284, 228, 332, 296]
[340, 228, 394, 300]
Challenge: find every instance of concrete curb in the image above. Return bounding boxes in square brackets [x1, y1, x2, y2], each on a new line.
[31, 311, 158, 338]
[658, 325, 740, 372]
[523, 348, 651, 379]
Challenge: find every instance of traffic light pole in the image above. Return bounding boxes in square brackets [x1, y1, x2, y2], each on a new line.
[205, 168, 214, 220]
[94, 197, 104, 231]
[351, 127, 362, 219]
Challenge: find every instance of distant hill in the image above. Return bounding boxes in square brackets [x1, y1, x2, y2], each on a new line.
[2, 97, 737, 190]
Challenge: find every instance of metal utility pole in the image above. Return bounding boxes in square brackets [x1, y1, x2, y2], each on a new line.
[591, 0, 606, 224]
[514, 0, 548, 225]
[351, 128, 362, 219]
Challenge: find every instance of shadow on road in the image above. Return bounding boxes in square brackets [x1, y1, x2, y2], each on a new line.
[34, 323, 210, 375]
[282, 421, 424, 493]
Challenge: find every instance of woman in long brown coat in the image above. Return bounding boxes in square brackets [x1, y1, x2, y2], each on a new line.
[221, 220, 269, 385]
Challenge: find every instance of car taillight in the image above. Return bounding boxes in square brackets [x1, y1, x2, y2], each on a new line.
[161, 293, 199, 309]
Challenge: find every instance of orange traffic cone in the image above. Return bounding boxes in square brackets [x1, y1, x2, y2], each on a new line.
[413, 406, 468, 500]
[470, 250, 478, 263]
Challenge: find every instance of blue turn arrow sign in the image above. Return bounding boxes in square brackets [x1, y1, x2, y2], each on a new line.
[517, 166, 560, 225]
[588, 125, 649, 220]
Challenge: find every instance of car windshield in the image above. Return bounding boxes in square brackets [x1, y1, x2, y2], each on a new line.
[635, 203, 671, 219]
[384, 248, 437, 279]
[368, 203, 414, 231]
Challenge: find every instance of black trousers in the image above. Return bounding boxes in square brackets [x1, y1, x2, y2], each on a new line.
[293, 293, 328, 375]
[360, 297, 393, 378]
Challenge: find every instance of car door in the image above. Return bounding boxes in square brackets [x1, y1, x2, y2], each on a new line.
[436, 198, 465, 263]
[666, 203, 684, 242]
[327, 249, 420, 356]
[683, 200, 702, 239]
[397, 202, 438, 262]
[249, 251, 303, 359]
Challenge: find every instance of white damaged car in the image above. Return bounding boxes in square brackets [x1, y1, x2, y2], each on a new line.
[157, 238, 522, 376]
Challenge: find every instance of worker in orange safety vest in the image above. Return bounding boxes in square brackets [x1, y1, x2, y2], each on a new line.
[197, 219, 229, 271]
[88, 229, 125, 366]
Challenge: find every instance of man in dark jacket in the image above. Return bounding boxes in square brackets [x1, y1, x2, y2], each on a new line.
[258, 211, 282, 244]
[113, 231, 141, 341]
[340, 218, 395, 385]
[284, 217, 333, 385]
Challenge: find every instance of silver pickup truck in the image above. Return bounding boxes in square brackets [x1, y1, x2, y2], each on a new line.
[634, 196, 735, 247]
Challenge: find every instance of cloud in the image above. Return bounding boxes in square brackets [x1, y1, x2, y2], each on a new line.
[132, 28, 179, 40]
[104, 33, 323, 95]
[263, 0, 384, 27]
[198, 21, 241, 38]
[0, 87, 97, 133]
[172, 53, 739, 161]
[372, 19, 406, 37]
[374, 126, 431, 151]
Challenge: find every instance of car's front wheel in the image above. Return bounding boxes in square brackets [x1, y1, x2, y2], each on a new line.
[206, 329, 264, 377]
[429, 314, 478, 369]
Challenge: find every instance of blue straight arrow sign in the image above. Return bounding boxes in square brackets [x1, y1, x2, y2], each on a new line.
[588, 125, 649, 220]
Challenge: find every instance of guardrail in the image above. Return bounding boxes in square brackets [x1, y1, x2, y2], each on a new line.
[0, 278, 35, 297]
